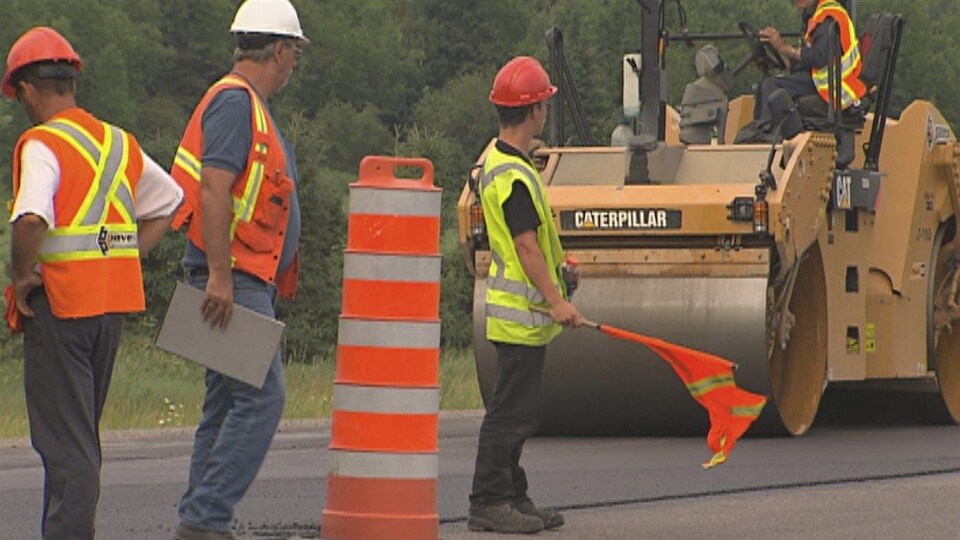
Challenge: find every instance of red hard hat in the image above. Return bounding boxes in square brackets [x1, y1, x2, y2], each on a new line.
[2, 27, 83, 99]
[489, 56, 557, 107]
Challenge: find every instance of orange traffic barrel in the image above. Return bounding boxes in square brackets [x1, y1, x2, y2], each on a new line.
[322, 156, 441, 540]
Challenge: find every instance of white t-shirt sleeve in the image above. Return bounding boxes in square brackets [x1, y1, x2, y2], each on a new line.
[10, 143, 184, 225]
[134, 150, 184, 220]
[10, 140, 60, 228]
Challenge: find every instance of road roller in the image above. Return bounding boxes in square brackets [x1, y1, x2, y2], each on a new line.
[456, 1, 960, 435]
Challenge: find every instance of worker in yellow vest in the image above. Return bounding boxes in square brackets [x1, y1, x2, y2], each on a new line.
[468, 56, 583, 534]
[3, 27, 182, 540]
[753, 0, 866, 125]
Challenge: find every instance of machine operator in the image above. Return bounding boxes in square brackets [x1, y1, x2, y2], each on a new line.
[752, 0, 866, 127]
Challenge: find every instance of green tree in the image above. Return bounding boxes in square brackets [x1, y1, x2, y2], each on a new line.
[310, 101, 395, 173]
[405, 0, 535, 89]
[276, 114, 350, 359]
[413, 69, 499, 160]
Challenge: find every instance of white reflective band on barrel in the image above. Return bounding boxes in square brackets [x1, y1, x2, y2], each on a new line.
[338, 319, 440, 348]
[479, 162, 545, 208]
[342, 252, 441, 282]
[485, 304, 554, 327]
[348, 189, 441, 217]
[329, 450, 438, 479]
[487, 251, 546, 303]
[333, 384, 439, 414]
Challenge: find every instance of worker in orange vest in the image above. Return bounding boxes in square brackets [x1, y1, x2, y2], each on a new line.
[2, 26, 183, 540]
[167, 0, 306, 538]
[751, 0, 866, 126]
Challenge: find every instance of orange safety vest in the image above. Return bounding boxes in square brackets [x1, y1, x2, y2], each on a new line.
[11, 107, 146, 318]
[170, 74, 298, 299]
[805, 0, 868, 110]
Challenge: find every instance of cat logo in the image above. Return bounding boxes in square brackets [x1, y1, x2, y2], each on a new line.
[926, 114, 952, 150]
[560, 208, 682, 231]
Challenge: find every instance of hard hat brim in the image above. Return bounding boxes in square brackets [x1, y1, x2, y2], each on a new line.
[489, 84, 558, 107]
[232, 30, 310, 45]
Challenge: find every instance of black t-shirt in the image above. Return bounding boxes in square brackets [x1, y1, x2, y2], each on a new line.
[495, 140, 541, 238]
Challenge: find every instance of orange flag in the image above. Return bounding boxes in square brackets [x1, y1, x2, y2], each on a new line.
[4, 285, 23, 334]
[599, 324, 766, 468]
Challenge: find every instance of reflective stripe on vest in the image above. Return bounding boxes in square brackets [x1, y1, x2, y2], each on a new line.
[173, 75, 271, 239]
[485, 303, 555, 327]
[34, 121, 139, 262]
[486, 250, 547, 305]
[806, 0, 866, 109]
[479, 162, 546, 209]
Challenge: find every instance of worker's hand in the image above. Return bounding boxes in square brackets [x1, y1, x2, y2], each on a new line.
[549, 299, 583, 328]
[759, 27, 786, 51]
[12, 271, 42, 318]
[202, 271, 234, 330]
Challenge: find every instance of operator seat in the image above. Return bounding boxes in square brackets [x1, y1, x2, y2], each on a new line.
[796, 14, 901, 168]
[679, 45, 733, 145]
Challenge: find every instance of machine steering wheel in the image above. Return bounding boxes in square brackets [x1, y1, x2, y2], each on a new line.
[732, 21, 787, 76]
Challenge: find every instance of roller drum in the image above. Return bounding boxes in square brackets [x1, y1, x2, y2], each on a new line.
[473, 275, 777, 435]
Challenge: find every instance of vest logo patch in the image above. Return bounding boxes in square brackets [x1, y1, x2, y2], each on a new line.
[97, 226, 137, 255]
[560, 209, 682, 231]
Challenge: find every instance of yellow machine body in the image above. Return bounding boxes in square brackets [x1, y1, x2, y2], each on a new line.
[457, 100, 960, 435]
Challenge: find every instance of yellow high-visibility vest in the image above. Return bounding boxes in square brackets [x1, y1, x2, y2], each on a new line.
[478, 144, 565, 346]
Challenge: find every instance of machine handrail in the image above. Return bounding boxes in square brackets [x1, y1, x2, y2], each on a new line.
[546, 27, 592, 146]
[863, 14, 904, 171]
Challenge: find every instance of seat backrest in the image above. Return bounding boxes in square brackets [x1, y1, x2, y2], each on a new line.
[679, 78, 729, 144]
[858, 14, 899, 89]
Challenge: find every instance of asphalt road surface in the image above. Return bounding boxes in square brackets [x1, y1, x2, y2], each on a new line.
[2, 399, 959, 539]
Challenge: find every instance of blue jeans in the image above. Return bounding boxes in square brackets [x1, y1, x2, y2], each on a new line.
[178, 270, 286, 532]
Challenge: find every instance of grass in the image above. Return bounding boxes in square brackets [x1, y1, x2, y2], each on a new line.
[0, 333, 481, 440]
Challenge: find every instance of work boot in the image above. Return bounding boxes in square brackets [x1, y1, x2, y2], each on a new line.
[173, 523, 237, 540]
[514, 499, 565, 529]
[467, 503, 544, 534]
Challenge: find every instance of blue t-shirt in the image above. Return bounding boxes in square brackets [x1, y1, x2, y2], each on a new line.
[182, 87, 302, 274]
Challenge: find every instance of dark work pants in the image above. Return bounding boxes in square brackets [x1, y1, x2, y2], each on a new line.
[753, 71, 817, 123]
[469, 342, 546, 508]
[22, 289, 123, 540]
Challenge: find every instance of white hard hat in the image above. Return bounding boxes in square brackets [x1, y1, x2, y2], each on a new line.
[230, 0, 309, 42]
